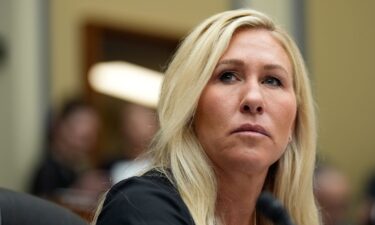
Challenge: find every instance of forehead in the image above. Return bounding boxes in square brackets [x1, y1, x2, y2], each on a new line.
[219, 28, 292, 74]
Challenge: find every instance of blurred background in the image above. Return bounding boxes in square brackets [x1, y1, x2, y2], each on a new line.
[0, 0, 374, 223]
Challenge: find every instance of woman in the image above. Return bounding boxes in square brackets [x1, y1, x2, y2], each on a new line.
[95, 8, 320, 225]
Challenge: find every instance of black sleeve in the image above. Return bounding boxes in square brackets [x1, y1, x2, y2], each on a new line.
[96, 176, 194, 225]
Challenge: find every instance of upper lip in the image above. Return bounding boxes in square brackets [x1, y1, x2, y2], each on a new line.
[231, 123, 271, 137]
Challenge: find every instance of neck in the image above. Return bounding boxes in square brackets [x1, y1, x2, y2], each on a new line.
[216, 169, 267, 225]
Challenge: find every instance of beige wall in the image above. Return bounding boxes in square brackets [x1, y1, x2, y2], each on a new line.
[251, 0, 295, 35]
[307, 0, 375, 197]
[50, 0, 229, 108]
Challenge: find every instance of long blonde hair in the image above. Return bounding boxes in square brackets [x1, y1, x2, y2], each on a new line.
[148, 8, 319, 225]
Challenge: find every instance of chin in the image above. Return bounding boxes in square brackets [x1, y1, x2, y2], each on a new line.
[222, 152, 274, 175]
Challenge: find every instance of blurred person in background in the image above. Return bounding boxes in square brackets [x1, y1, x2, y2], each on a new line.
[359, 172, 375, 225]
[314, 164, 352, 225]
[107, 102, 158, 184]
[30, 98, 110, 200]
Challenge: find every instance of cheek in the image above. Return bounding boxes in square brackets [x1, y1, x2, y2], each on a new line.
[273, 97, 297, 145]
[196, 88, 221, 127]
[194, 88, 230, 150]
[195, 96, 217, 142]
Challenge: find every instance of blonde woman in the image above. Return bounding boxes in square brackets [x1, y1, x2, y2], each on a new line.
[95, 8, 320, 225]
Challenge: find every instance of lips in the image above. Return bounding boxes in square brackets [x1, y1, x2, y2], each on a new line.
[231, 123, 271, 137]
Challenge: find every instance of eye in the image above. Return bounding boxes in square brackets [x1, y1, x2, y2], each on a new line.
[262, 76, 282, 87]
[219, 71, 238, 83]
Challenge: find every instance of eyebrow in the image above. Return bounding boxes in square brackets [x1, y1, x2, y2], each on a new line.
[263, 64, 289, 75]
[217, 59, 289, 74]
[216, 59, 245, 67]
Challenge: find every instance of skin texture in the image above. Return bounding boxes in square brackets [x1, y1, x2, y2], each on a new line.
[194, 28, 297, 225]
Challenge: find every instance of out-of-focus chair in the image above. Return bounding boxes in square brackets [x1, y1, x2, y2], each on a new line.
[0, 187, 88, 225]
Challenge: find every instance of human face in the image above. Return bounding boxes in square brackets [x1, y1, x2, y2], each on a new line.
[62, 108, 99, 154]
[194, 29, 297, 176]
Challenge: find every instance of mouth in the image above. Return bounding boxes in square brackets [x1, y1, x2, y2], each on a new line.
[231, 123, 271, 138]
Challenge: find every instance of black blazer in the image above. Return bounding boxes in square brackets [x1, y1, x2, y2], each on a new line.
[96, 170, 195, 225]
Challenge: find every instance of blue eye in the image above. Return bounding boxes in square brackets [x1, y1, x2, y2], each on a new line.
[263, 76, 282, 87]
[219, 71, 238, 83]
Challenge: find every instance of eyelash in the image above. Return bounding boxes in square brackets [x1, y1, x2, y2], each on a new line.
[218, 71, 239, 83]
[262, 76, 282, 87]
[217, 71, 283, 87]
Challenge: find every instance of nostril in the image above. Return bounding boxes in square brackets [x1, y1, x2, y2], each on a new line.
[241, 104, 263, 114]
[243, 105, 250, 111]
[256, 106, 263, 113]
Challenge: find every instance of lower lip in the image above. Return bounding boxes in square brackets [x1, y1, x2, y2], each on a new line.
[233, 131, 267, 137]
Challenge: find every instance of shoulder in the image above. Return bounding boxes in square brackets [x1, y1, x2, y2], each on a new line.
[104, 170, 180, 208]
[96, 170, 194, 225]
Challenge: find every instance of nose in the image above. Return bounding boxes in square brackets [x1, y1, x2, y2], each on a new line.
[240, 82, 264, 114]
